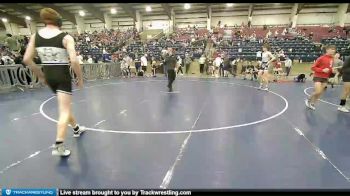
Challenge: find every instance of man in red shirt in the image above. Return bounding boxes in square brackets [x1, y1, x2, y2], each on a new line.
[305, 45, 336, 110]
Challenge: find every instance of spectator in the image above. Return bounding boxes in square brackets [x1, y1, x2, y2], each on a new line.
[0, 53, 4, 65]
[103, 54, 112, 62]
[184, 53, 192, 74]
[121, 55, 130, 78]
[1, 53, 14, 65]
[256, 50, 262, 61]
[13, 53, 23, 64]
[214, 55, 223, 77]
[309, 32, 314, 39]
[134, 55, 141, 73]
[223, 55, 230, 77]
[285, 56, 293, 77]
[140, 54, 148, 73]
[5, 34, 19, 52]
[77, 52, 83, 64]
[282, 28, 287, 35]
[266, 30, 272, 38]
[85, 35, 90, 43]
[93, 56, 99, 63]
[87, 55, 93, 64]
[231, 58, 238, 77]
[278, 49, 285, 61]
[176, 56, 184, 75]
[151, 56, 157, 77]
[199, 54, 206, 74]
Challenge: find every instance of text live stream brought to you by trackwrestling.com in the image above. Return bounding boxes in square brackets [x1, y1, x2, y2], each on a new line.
[0, 189, 194, 196]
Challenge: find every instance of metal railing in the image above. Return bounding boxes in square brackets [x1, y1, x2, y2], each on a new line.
[0, 62, 121, 93]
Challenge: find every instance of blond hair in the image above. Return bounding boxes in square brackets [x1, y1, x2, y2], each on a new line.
[40, 8, 61, 26]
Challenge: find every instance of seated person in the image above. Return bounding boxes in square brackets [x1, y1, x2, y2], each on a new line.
[294, 73, 306, 82]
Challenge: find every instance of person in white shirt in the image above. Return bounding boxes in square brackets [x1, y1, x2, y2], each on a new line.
[258, 45, 276, 91]
[121, 55, 129, 78]
[215, 56, 222, 67]
[198, 48, 203, 54]
[282, 28, 287, 35]
[161, 48, 167, 57]
[176, 56, 183, 75]
[85, 36, 90, 43]
[278, 49, 285, 57]
[214, 56, 223, 77]
[123, 54, 133, 77]
[231, 58, 237, 77]
[77, 53, 83, 64]
[256, 50, 262, 61]
[2, 55, 15, 65]
[266, 30, 272, 38]
[126, 54, 133, 76]
[151, 56, 157, 77]
[199, 55, 206, 74]
[284, 56, 292, 77]
[140, 54, 148, 73]
[87, 55, 93, 64]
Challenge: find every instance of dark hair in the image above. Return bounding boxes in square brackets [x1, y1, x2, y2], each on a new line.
[262, 44, 270, 51]
[325, 45, 336, 50]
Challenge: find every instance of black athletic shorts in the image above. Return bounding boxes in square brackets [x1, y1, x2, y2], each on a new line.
[258, 62, 269, 72]
[167, 69, 176, 81]
[313, 77, 328, 83]
[43, 65, 72, 95]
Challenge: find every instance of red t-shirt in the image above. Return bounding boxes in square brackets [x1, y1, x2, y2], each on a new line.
[311, 54, 334, 78]
[275, 61, 281, 68]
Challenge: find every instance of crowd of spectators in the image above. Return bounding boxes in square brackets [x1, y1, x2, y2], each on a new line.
[0, 24, 349, 70]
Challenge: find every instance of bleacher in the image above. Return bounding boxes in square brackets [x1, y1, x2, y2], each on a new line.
[75, 25, 349, 63]
[203, 37, 320, 61]
[73, 29, 136, 61]
[321, 38, 350, 57]
[173, 25, 349, 62]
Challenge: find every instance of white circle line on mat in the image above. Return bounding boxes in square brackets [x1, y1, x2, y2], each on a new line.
[40, 80, 289, 134]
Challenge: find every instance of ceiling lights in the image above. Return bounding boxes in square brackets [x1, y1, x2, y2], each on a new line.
[111, 8, 117, 14]
[184, 3, 191, 10]
[146, 6, 152, 12]
[79, 10, 85, 17]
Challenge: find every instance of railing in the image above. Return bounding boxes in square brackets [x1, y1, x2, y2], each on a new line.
[152, 31, 165, 40]
[0, 62, 121, 93]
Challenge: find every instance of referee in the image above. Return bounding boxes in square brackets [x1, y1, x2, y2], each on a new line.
[164, 48, 177, 92]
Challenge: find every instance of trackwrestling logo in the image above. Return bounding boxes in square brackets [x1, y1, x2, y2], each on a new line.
[1, 188, 56, 195]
